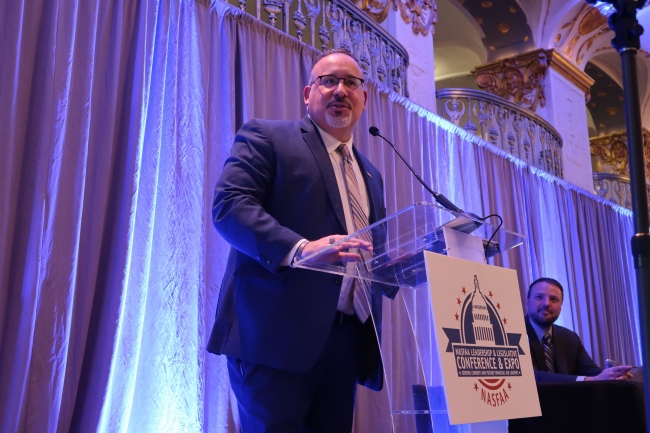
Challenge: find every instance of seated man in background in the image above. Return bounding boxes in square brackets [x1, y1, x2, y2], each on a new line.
[525, 277, 633, 383]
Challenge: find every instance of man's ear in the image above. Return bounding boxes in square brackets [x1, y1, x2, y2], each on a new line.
[304, 85, 311, 106]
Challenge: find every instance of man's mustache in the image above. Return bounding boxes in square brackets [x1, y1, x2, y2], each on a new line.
[327, 98, 352, 109]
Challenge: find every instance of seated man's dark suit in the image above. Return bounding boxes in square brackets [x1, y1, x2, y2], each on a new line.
[208, 116, 392, 427]
[525, 315, 602, 383]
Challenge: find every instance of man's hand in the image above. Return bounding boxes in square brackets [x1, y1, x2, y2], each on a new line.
[585, 366, 633, 381]
[300, 235, 373, 265]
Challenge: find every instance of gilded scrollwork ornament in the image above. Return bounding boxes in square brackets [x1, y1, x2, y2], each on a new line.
[590, 135, 629, 175]
[393, 0, 437, 36]
[358, 0, 436, 36]
[358, 0, 391, 25]
[590, 131, 650, 186]
[475, 53, 548, 112]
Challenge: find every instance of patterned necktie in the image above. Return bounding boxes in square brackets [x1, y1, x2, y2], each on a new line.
[337, 143, 372, 322]
[542, 332, 555, 373]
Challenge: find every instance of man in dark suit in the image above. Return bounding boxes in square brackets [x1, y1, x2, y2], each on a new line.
[525, 277, 632, 383]
[208, 48, 392, 433]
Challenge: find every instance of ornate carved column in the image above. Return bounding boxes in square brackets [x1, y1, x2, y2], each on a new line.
[472, 49, 596, 192]
[544, 50, 594, 192]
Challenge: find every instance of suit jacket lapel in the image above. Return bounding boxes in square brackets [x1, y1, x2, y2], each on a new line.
[552, 325, 569, 374]
[299, 117, 347, 230]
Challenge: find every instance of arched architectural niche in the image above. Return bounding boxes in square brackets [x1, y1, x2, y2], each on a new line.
[520, 0, 581, 50]
[434, 45, 483, 88]
[584, 56, 626, 137]
[586, 105, 597, 137]
[585, 49, 650, 134]
[434, 0, 486, 84]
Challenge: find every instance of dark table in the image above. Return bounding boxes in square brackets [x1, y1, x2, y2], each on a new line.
[509, 380, 646, 433]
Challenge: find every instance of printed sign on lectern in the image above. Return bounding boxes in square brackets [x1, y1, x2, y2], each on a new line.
[424, 251, 541, 425]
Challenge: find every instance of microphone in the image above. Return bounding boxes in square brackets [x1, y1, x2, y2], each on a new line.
[369, 126, 463, 213]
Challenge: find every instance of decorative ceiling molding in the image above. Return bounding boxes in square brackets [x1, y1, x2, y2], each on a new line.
[359, 0, 392, 23]
[360, 0, 437, 36]
[553, 4, 609, 65]
[538, 0, 551, 46]
[451, 0, 534, 60]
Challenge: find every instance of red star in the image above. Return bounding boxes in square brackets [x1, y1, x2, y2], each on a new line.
[503, 317, 508, 325]
[474, 383, 478, 391]
[507, 382, 512, 390]
[456, 297, 461, 305]
[488, 291, 493, 298]
[497, 302, 501, 310]
[455, 313, 459, 321]
[462, 287, 466, 295]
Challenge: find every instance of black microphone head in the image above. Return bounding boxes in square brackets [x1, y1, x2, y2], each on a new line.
[369, 126, 380, 137]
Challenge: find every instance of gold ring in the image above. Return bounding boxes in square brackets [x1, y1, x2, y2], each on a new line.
[329, 237, 336, 244]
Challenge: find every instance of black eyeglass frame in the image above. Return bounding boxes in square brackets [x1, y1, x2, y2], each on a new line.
[310, 75, 365, 90]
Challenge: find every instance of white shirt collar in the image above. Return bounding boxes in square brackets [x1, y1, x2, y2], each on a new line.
[529, 317, 552, 341]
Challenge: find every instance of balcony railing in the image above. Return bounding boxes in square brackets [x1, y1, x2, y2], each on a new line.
[590, 131, 650, 212]
[221, 0, 409, 96]
[593, 172, 633, 209]
[436, 88, 564, 178]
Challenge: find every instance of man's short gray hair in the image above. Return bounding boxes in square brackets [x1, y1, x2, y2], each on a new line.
[309, 48, 364, 82]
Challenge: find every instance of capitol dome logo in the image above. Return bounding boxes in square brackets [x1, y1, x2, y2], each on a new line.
[442, 275, 525, 408]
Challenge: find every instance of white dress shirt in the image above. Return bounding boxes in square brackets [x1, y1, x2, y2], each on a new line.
[283, 120, 370, 314]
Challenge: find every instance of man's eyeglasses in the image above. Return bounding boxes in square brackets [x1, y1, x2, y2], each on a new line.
[311, 75, 365, 90]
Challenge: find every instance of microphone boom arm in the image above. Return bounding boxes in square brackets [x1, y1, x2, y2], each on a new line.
[369, 127, 463, 213]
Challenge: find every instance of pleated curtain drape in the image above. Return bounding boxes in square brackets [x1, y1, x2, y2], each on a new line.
[0, 0, 639, 431]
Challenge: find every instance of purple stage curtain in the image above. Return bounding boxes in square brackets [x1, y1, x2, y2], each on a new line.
[0, 0, 639, 431]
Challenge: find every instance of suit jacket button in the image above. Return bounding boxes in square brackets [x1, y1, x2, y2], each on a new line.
[265, 259, 271, 266]
[256, 254, 262, 260]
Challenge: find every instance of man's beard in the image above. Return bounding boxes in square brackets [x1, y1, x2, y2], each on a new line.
[531, 309, 557, 328]
[325, 111, 351, 129]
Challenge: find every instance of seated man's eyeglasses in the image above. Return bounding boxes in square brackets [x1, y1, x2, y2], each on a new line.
[312, 75, 365, 90]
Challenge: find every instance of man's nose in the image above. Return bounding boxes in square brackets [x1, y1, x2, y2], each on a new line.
[332, 80, 348, 96]
[541, 297, 550, 306]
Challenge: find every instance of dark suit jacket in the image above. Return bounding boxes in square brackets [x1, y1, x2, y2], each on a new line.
[208, 116, 389, 390]
[525, 315, 602, 383]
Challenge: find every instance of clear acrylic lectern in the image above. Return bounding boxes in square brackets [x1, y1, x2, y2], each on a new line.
[294, 202, 525, 433]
